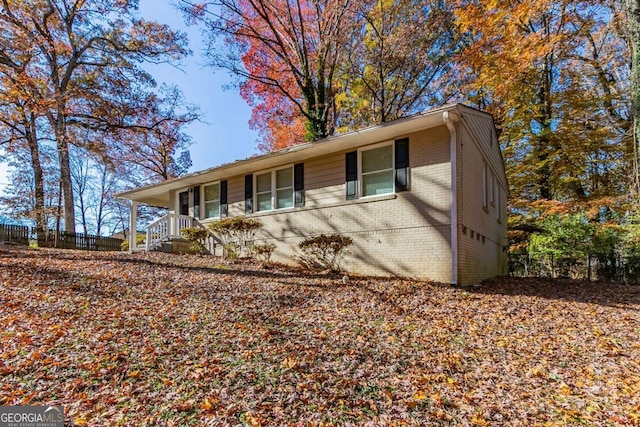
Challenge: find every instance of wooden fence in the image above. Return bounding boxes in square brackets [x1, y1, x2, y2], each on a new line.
[0, 223, 123, 252]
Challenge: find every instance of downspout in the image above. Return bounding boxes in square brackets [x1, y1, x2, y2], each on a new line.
[443, 111, 458, 286]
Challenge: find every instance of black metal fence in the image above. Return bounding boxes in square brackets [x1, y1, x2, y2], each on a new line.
[0, 223, 123, 252]
[509, 253, 640, 284]
[0, 224, 30, 245]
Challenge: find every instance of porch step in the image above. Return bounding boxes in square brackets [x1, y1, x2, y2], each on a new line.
[141, 213, 218, 254]
[148, 237, 194, 254]
[132, 244, 146, 253]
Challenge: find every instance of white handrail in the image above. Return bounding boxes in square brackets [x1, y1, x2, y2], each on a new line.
[175, 214, 193, 235]
[146, 215, 168, 251]
[145, 213, 195, 251]
[143, 213, 225, 255]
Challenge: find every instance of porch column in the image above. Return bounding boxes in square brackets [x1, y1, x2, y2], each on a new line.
[129, 200, 137, 252]
[168, 213, 175, 237]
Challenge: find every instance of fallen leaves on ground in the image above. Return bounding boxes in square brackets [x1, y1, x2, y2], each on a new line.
[1, 245, 639, 426]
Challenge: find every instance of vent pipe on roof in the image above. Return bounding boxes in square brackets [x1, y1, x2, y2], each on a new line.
[443, 111, 458, 286]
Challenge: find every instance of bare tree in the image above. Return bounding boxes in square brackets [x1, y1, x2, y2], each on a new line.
[0, 0, 189, 232]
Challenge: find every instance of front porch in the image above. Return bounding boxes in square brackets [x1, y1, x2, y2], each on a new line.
[128, 205, 220, 254]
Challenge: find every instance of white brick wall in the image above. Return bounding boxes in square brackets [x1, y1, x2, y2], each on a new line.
[195, 127, 455, 282]
[188, 120, 508, 285]
[458, 121, 509, 284]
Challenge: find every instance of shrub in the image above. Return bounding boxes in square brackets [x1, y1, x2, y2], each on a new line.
[252, 243, 276, 264]
[299, 234, 353, 273]
[208, 217, 263, 259]
[120, 234, 146, 251]
[180, 227, 210, 254]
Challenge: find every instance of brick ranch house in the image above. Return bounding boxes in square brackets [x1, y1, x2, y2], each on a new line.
[117, 104, 508, 286]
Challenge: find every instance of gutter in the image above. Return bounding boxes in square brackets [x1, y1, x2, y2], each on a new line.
[116, 104, 471, 202]
[443, 111, 458, 286]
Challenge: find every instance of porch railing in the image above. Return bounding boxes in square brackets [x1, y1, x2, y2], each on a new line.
[146, 213, 194, 251]
[144, 214, 222, 254]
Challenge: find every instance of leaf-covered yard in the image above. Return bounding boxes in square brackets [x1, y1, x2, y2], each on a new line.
[0, 246, 639, 426]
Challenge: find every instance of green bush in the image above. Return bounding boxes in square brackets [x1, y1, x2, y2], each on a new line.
[180, 227, 210, 254]
[619, 224, 640, 282]
[299, 234, 353, 273]
[529, 214, 594, 259]
[120, 234, 146, 251]
[207, 217, 263, 259]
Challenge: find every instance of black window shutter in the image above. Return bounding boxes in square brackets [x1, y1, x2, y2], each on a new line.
[395, 138, 409, 191]
[345, 151, 358, 200]
[294, 163, 304, 207]
[220, 180, 228, 217]
[193, 186, 200, 219]
[244, 174, 253, 214]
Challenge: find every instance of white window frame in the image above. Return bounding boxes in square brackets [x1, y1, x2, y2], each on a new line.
[254, 165, 295, 212]
[358, 141, 395, 198]
[202, 181, 221, 219]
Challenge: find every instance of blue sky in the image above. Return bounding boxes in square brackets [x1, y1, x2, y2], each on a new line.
[0, 0, 260, 195]
[138, 0, 260, 170]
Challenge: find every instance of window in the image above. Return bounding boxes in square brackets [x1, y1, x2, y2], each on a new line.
[490, 173, 495, 206]
[256, 172, 272, 212]
[255, 166, 294, 212]
[496, 186, 502, 223]
[482, 164, 488, 210]
[276, 168, 294, 208]
[361, 144, 394, 197]
[203, 183, 220, 219]
[346, 139, 408, 200]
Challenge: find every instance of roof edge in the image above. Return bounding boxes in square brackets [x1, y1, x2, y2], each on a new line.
[117, 104, 472, 200]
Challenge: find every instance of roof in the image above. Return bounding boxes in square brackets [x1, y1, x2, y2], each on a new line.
[116, 104, 483, 206]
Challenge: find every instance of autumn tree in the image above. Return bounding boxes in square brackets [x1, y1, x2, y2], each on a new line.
[454, 0, 630, 214]
[0, 0, 190, 232]
[70, 145, 131, 236]
[242, 70, 308, 151]
[335, 0, 459, 132]
[626, 0, 640, 204]
[0, 31, 56, 234]
[0, 97, 49, 233]
[179, 0, 354, 146]
[0, 142, 60, 230]
[103, 86, 196, 185]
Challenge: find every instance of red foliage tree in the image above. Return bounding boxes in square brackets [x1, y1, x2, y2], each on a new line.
[181, 0, 354, 148]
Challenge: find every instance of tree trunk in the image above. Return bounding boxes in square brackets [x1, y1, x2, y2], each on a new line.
[95, 165, 108, 235]
[627, 0, 640, 204]
[26, 112, 46, 238]
[55, 180, 62, 248]
[303, 83, 328, 141]
[54, 115, 76, 234]
[43, 101, 76, 242]
[535, 53, 555, 200]
[79, 192, 89, 236]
